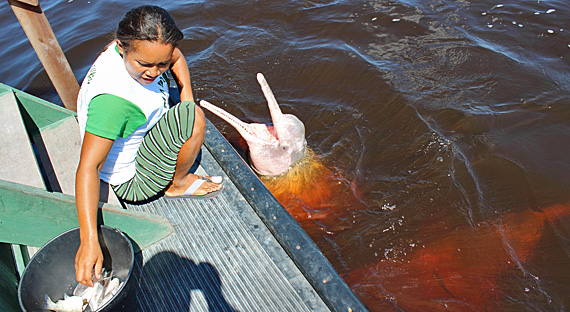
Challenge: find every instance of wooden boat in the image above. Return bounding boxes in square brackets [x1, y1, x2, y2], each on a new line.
[0, 83, 367, 311]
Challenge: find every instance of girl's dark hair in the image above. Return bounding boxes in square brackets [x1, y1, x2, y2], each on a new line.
[116, 5, 183, 51]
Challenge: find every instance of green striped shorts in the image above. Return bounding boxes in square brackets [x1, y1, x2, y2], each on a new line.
[111, 101, 195, 202]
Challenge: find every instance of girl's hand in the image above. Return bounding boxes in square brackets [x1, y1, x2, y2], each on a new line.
[75, 238, 104, 287]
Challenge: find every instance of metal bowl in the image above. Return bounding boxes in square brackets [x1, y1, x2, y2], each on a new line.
[18, 226, 136, 311]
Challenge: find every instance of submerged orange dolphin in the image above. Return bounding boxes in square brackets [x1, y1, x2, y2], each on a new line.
[348, 204, 570, 311]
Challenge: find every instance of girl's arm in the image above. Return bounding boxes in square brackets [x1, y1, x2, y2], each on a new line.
[170, 47, 194, 102]
[75, 132, 114, 286]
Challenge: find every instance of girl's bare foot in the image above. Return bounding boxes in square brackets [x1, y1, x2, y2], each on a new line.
[164, 174, 223, 198]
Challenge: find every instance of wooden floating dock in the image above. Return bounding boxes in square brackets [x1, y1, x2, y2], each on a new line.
[0, 84, 367, 311]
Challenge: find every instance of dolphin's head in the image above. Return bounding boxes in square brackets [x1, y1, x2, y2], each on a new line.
[200, 73, 306, 176]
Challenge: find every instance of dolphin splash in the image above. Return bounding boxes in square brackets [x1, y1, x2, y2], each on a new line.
[200, 73, 307, 176]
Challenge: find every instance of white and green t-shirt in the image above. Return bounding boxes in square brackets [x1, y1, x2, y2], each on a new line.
[77, 42, 170, 184]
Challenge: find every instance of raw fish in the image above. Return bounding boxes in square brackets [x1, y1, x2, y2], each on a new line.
[72, 269, 123, 311]
[45, 294, 87, 312]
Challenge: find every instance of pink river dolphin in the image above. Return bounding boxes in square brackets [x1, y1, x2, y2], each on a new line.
[200, 73, 307, 176]
[200, 73, 361, 236]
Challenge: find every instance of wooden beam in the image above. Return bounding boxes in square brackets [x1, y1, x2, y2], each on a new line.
[0, 179, 174, 251]
[7, 0, 78, 111]
[14, 0, 38, 6]
[0, 243, 19, 312]
[0, 92, 45, 189]
[9, 244, 29, 279]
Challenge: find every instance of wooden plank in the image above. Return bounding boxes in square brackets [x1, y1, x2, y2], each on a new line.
[4, 84, 75, 131]
[0, 179, 174, 250]
[8, 0, 79, 111]
[6, 84, 79, 195]
[0, 89, 46, 276]
[0, 243, 19, 312]
[30, 117, 80, 195]
[9, 244, 28, 279]
[10, 84, 122, 204]
[30, 115, 123, 205]
[14, 0, 39, 6]
[0, 92, 44, 189]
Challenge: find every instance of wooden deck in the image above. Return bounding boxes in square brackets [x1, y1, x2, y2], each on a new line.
[0, 84, 368, 312]
[125, 141, 327, 311]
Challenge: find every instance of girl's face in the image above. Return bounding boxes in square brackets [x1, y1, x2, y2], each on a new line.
[118, 39, 174, 85]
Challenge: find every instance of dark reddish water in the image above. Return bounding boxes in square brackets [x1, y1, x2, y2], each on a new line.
[1, 0, 569, 311]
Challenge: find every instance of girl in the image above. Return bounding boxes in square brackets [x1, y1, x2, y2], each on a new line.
[75, 5, 223, 286]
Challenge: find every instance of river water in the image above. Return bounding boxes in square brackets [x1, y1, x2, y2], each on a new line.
[1, 0, 569, 311]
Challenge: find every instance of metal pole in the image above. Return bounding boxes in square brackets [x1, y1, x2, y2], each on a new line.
[8, 0, 79, 112]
